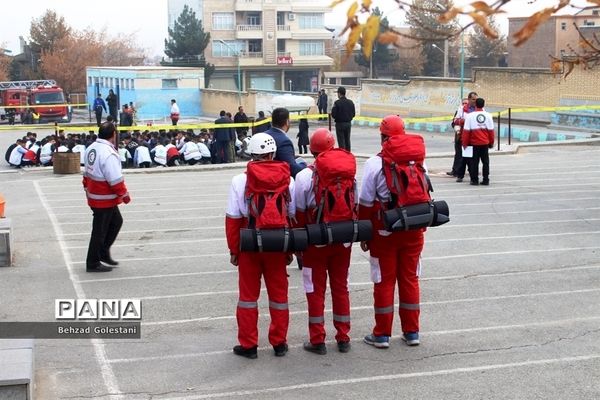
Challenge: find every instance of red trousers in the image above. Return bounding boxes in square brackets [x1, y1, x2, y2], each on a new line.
[302, 244, 352, 344]
[236, 252, 289, 348]
[369, 230, 424, 336]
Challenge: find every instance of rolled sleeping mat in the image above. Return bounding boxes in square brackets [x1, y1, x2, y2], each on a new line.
[383, 201, 450, 232]
[240, 228, 308, 252]
[305, 220, 373, 246]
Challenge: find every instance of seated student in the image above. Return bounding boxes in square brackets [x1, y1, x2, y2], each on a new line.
[72, 140, 87, 166]
[134, 143, 152, 168]
[196, 136, 212, 164]
[8, 139, 28, 167]
[165, 140, 180, 166]
[151, 139, 168, 167]
[23, 141, 40, 166]
[57, 140, 69, 152]
[39, 138, 55, 166]
[118, 143, 132, 168]
[179, 137, 201, 165]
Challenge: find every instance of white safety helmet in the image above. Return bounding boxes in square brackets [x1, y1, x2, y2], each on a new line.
[248, 133, 277, 155]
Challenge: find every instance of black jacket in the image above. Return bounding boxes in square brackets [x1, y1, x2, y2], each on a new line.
[331, 97, 355, 123]
[214, 116, 231, 142]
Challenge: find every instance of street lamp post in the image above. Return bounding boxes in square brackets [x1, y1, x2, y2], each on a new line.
[459, 30, 465, 100]
[432, 43, 448, 77]
[218, 39, 242, 104]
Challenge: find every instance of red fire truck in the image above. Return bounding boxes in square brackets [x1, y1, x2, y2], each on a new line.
[0, 80, 69, 123]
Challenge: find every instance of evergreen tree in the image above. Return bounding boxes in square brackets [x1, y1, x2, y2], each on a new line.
[163, 5, 214, 85]
[406, 0, 458, 76]
[468, 16, 506, 68]
[354, 8, 398, 78]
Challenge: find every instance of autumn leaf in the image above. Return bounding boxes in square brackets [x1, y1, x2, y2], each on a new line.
[361, 0, 372, 11]
[362, 15, 380, 59]
[378, 31, 400, 45]
[438, 7, 461, 23]
[347, 1, 359, 18]
[513, 7, 555, 46]
[469, 12, 499, 39]
[470, 1, 502, 16]
[329, 0, 346, 8]
[550, 60, 562, 74]
[345, 24, 364, 60]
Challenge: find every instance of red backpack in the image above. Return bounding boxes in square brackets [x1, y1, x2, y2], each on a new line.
[311, 148, 357, 223]
[380, 134, 431, 209]
[245, 160, 291, 229]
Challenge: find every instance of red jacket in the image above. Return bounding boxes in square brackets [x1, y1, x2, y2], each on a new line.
[82, 139, 129, 208]
[462, 109, 495, 147]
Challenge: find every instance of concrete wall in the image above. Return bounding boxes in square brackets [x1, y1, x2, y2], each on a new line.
[199, 67, 600, 121]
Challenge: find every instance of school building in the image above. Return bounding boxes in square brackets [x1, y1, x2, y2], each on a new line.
[86, 66, 205, 122]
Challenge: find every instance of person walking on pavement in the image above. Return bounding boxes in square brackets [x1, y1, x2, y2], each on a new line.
[453, 92, 478, 182]
[106, 89, 119, 122]
[265, 107, 306, 177]
[170, 99, 180, 126]
[331, 86, 355, 152]
[317, 89, 328, 121]
[226, 132, 295, 359]
[93, 94, 107, 127]
[83, 121, 131, 272]
[462, 97, 494, 186]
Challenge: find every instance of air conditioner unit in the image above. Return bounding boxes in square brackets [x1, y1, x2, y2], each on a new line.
[288, 13, 295, 21]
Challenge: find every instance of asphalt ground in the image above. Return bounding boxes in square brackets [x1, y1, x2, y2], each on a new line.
[0, 127, 600, 399]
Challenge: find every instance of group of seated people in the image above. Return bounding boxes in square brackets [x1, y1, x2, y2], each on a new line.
[4, 129, 253, 168]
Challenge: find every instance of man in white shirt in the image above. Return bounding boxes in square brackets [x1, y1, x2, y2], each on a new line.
[170, 99, 180, 126]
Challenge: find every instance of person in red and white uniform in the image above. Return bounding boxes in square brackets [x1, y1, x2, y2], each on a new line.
[294, 128, 353, 355]
[170, 99, 180, 126]
[83, 121, 131, 272]
[462, 97, 494, 186]
[452, 91, 478, 182]
[359, 115, 425, 348]
[225, 133, 296, 359]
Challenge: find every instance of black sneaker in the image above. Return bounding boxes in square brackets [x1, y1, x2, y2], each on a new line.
[337, 341, 351, 353]
[446, 171, 456, 176]
[273, 343, 288, 357]
[470, 181, 479, 186]
[481, 180, 489, 186]
[233, 345, 258, 359]
[303, 341, 327, 355]
[456, 177, 463, 182]
[86, 263, 113, 273]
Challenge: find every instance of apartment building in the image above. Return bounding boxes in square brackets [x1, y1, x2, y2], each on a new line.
[201, 0, 334, 92]
[508, 7, 600, 68]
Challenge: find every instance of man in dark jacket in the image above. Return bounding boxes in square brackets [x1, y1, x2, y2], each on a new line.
[331, 86, 355, 152]
[106, 89, 119, 121]
[253, 111, 270, 134]
[265, 107, 305, 177]
[317, 89, 328, 121]
[214, 110, 231, 163]
[233, 106, 249, 136]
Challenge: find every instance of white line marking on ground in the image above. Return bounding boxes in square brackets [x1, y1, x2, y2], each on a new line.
[143, 354, 600, 399]
[454, 207, 600, 217]
[76, 269, 238, 284]
[428, 230, 600, 243]
[33, 181, 124, 399]
[63, 226, 223, 238]
[106, 315, 600, 364]
[51, 200, 224, 209]
[59, 215, 224, 225]
[53, 207, 211, 216]
[434, 175, 600, 187]
[71, 253, 228, 265]
[47, 193, 225, 201]
[142, 287, 600, 326]
[452, 197, 600, 208]
[441, 188, 600, 200]
[437, 218, 600, 229]
[66, 236, 225, 249]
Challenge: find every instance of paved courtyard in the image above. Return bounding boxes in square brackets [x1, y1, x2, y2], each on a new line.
[1, 134, 600, 398]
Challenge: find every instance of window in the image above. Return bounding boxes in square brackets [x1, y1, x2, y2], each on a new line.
[277, 39, 286, 53]
[246, 12, 261, 26]
[212, 13, 234, 30]
[299, 41, 324, 56]
[130, 79, 135, 90]
[212, 40, 244, 57]
[162, 79, 178, 89]
[299, 13, 323, 29]
[561, 22, 567, 30]
[593, 10, 599, 15]
[88, 77, 93, 86]
[277, 12, 285, 26]
[248, 39, 262, 53]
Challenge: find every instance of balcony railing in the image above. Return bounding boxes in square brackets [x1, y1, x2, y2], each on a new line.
[277, 25, 291, 31]
[277, 52, 291, 57]
[240, 51, 263, 58]
[237, 24, 262, 31]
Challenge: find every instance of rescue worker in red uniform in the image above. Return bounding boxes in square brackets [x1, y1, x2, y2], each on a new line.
[83, 121, 131, 273]
[359, 115, 425, 348]
[294, 128, 353, 355]
[225, 132, 296, 359]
